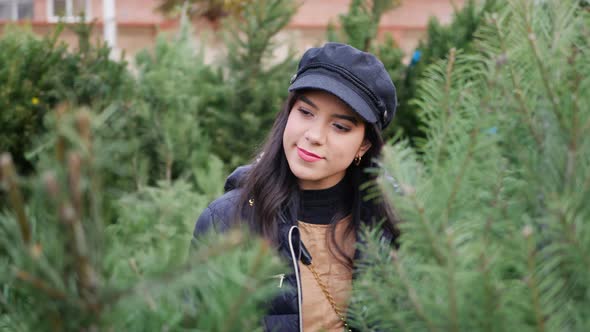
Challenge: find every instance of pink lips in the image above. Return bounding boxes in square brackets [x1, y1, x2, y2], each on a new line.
[297, 147, 323, 162]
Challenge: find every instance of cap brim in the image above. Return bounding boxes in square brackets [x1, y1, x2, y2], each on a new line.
[288, 73, 377, 124]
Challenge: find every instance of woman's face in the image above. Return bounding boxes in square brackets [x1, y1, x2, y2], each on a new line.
[282, 90, 371, 190]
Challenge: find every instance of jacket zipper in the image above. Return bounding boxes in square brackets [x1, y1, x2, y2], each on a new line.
[287, 225, 303, 332]
[271, 273, 285, 288]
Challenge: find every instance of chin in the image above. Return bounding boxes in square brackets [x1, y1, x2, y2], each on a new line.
[288, 163, 315, 181]
[286, 159, 319, 182]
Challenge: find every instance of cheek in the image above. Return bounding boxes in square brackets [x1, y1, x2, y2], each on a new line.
[283, 112, 301, 144]
[333, 133, 365, 158]
[282, 115, 293, 145]
[282, 115, 296, 152]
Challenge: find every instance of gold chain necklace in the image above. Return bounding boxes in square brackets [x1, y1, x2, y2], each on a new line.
[305, 263, 353, 332]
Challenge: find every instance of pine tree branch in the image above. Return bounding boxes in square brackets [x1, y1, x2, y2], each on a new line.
[0, 291, 11, 315]
[550, 202, 590, 271]
[60, 202, 100, 307]
[68, 153, 84, 221]
[58, 112, 102, 308]
[583, 173, 590, 209]
[13, 268, 64, 299]
[564, 47, 581, 190]
[165, 153, 173, 184]
[472, 67, 508, 332]
[74, 111, 91, 217]
[490, 15, 544, 148]
[581, 115, 590, 140]
[473, 73, 509, 332]
[101, 229, 248, 306]
[0, 153, 31, 245]
[522, 13, 567, 136]
[481, 55, 501, 114]
[354, 238, 411, 332]
[410, 193, 446, 265]
[435, 48, 457, 166]
[445, 128, 477, 227]
[478, 238, 498, 332]
[76, 111, 104, 256]
[1, 290, 45, 332]
[390, 251, 439, 332]
[363, 285, 410, 332]
[42, 171, 82, 289]
[539, 32, 590, 281]
[445, 230, 460, 332]
[55, 105, 68, 165]
[479, 165, 507, 332]
[523, 226, 546, 332]
[124, 258, 159, 312]
[221, 241, 269, 332]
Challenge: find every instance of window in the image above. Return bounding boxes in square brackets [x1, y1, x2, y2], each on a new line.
[0, 0, 33, 21]
[47, 0, 90, 22]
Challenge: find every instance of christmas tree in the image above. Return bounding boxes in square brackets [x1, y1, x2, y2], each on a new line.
[0, 4, 292, 331]
[0, 21, 131, 176]
[352, 0, 590, 331]
[328, 0, 400, 52]
[398, 0, 499, 147]
[208, 0, 298, 169]
[0, 107, 283, 331]
[133, 12, 226, 190]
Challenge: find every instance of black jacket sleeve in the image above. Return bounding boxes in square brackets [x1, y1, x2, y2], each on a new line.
[193, 206, 216, 238]
[192, 206, 216, 249]
[192, 189, 242, 249]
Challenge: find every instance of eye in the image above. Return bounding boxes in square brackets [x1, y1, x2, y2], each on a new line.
[333, 122, 351, 132]
[298, 107, 313, 117]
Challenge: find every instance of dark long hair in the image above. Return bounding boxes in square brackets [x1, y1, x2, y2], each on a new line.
[237, 91, 400, 264]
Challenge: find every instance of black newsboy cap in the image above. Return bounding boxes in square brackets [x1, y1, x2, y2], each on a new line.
[288, 42, 397, 130]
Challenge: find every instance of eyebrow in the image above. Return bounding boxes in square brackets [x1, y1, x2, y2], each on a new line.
[298, 95, 318, 109]
[332, 114, 359, 125]
[298, 94, 359, 126]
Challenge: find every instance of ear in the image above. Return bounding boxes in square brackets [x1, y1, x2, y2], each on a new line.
[357, 139, 372, 157]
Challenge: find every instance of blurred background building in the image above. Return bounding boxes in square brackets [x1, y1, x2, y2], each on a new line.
[0, 0, 464, 61]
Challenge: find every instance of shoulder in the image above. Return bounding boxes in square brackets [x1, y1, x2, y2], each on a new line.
[194, 164, 254, 237]
[193, 189, 243, 237]
[224, 165, 252, 192]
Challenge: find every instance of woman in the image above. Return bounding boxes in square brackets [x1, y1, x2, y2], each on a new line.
[193, 42, 399, 332]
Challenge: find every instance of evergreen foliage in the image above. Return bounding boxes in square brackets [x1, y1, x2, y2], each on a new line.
[134, 14, 225, 190]
[59, 19, 133, 112]
[0, 108, 283, 331]
[0, 22, 132, 175]
[352, 0, 590, 331]
[400, 0, 500, 147]
[0, 26, 68, 175]
[0, 8, 300, 328]
[156, 0, 254, 21]
[206, 0, 298, 168]
[1, 3, 300, 331]
[417, 0, 498, 66]
[371, 35, 411, 142]
[338, 0, 399, 51]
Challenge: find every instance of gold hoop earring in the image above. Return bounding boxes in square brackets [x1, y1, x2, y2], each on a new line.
[354, 155, 362, 166]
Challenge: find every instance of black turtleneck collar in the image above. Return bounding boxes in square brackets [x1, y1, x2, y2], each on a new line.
[297, 176, 353, 225]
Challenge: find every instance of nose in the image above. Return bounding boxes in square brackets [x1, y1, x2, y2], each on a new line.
[304, 122, 326, 145]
